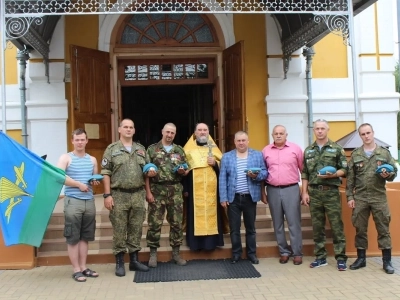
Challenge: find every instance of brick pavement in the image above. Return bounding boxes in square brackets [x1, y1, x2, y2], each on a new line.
[1, 256, 400, 299]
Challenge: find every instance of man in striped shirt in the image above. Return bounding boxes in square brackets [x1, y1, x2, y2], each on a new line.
[219, 131, 267, 264]
[57, 128, 100, 282]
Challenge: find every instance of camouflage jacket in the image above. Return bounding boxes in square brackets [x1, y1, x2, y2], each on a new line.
[147, 141, 187, 184]
[301, 139, 348, 186]
[100, 140, 149, 189]
[346, 146, 397, 201]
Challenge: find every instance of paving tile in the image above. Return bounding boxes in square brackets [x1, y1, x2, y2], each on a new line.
[1, 257, 400, 299]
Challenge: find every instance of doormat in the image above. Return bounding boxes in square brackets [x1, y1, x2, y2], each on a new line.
[133, 259, 261, 283]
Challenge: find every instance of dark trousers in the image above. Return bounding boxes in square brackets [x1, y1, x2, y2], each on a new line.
[228, 194, 257, 257]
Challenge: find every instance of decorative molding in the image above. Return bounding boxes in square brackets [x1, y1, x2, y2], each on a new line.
[281, 19, 328, 56]
[267, 54, 300, 58]
[5, 0, 349, 15]
[29, 58, 65, 63]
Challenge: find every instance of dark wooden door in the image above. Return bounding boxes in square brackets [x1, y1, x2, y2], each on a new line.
[223, 41, 245, 151]
[70, 45, 111, 193]
[212, 77, 221, 149]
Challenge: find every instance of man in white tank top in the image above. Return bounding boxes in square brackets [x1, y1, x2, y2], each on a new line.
[57, 128, 100, 282]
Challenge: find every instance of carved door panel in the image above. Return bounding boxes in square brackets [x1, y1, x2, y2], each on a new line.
[222, 41, 245, 151]
[71, 45, 111, 194]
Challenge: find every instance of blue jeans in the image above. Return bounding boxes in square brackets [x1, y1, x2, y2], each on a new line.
[228, 194, 257, 257]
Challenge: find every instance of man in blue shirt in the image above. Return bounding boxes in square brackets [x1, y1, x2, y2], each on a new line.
[219, 131, 267, 264]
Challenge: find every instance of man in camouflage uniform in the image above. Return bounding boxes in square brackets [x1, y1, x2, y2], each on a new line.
[301, 119, 348, 271]
[101, 119, 155, 276]
[346, 123, 397, 274]
[145, 123, 188, 268]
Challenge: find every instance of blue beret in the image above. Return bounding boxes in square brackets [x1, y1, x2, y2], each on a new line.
[244, 167, 261, 174]
[172, 163, 189, 173]
[376, 164, 394, 174]
[143, 163, 158, 173]
[88, 174, 103, 182]
[318, 166, 337, 175]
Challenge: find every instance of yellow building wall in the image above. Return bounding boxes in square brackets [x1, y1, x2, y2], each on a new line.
[6, 130, 22, 144]
[312, 33, 348, 78]
[64, 15, 99, 149]
[0, 42, 18, 85]
[327, 121, 356, 142]
[233, 15, 268, 150]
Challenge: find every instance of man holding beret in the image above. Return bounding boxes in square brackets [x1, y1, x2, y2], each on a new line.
[301, 119, 348, 271]
[101, 119, 154, 276]
[146, 123, 189, 268]
[346, 123, 397, 274]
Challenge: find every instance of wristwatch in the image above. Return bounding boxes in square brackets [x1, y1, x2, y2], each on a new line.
[103, 193, 112, 198]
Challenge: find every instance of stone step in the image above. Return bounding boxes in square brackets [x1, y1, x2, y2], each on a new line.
[37, 196, 330, 266]
[43, 213, 314, 240]
[38, 225, 331, 253]
[36, 238, 335, 266]
[47, 198, 312, 225]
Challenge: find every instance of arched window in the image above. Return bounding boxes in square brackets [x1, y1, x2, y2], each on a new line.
[117, 14, 219, 47]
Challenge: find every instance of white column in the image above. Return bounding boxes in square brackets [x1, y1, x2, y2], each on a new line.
[26, 17, 68, 165]
[356, 0, 400, 158]
[265, 15, 308, 149]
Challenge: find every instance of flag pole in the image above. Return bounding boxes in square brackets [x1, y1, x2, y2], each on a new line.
[0, 0, 7, 133]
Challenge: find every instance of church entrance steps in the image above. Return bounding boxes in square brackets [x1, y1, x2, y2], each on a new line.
[37, 196, 335, 266]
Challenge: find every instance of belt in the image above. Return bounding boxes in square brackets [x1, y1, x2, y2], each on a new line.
[112, 187, 144, 193]
[154, 181, 180, 185]
[235, 193, 250, 197]
[309, 185, 338, 191]
[267, 183, 298, 189]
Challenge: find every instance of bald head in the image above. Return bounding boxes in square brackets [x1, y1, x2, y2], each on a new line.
[162, 123, 177, 145]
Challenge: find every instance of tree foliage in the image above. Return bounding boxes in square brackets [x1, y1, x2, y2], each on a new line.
[396, 61, 400, 149]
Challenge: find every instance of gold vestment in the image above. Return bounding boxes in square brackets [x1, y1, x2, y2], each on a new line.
[183, 135, 222, 236]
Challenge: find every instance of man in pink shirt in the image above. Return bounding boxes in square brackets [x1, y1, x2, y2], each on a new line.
[262, 125, 304, 265]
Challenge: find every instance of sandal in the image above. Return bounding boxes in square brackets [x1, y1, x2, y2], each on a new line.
[72, 272, 87, 282]
[82, 268, 99, 278]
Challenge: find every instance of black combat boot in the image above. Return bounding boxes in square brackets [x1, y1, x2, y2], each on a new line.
[382, 249, 395, 274]
[129, 251, 149, 272]
[115, 252, 126, 277]
[350, 249, 366, 270]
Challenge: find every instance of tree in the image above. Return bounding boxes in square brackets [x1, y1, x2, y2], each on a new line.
[396, 61, 400, 150]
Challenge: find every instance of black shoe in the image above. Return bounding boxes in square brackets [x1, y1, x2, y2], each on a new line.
[350, 249, 366, 270]
[231, 256, 240, 264]
[129, 251, 149, 272]
[350, 258, 366, 270]
[248, 255, 259, 264]
[382, 249, 395, 274]
[383, 260, 395, 274]
[115, 252, 126, 277]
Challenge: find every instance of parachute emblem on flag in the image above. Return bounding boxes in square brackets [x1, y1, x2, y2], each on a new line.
[0, 162, 33, 223]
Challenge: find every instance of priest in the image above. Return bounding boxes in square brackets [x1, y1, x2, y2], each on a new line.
[183, 123, 228, 250]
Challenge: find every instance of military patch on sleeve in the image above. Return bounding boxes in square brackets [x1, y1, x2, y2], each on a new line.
[101, 158, 108, 167]
[136, 149, 145, 157]
[342, 161, 348, 168]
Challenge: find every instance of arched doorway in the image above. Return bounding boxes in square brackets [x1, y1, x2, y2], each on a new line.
[71, 13, 245, 167]
[114, 13, 222, 148]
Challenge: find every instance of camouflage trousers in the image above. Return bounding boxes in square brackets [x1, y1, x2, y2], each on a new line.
[146, 183, 184, 248]
[109, 189, 146, 255]
[352, 198, 391, 249]
[309, 187, 347, 261]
